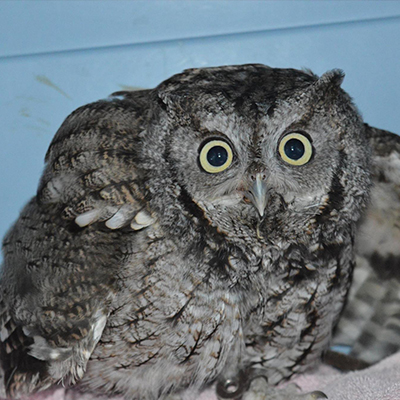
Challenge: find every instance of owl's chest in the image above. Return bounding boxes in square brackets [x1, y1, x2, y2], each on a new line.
[97, 226, 355, 392]
[121, 224, 353, 336]
[237, 240, 355, 381]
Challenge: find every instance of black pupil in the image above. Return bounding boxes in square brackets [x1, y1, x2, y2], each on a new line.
[207, 145, 228, 167]
[284, 138, 305, 160]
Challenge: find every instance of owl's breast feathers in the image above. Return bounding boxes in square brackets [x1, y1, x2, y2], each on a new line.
[114, 177, 357, 385]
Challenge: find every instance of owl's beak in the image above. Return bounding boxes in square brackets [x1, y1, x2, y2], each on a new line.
[246, 173, 269, 217]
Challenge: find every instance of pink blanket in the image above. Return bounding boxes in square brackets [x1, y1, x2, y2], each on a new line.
[3, 352, 400, 400]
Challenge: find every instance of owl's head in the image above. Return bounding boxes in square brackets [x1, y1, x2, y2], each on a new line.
[143, 65, 371, 241]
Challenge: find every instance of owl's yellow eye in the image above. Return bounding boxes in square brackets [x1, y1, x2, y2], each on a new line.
[199, 140, 233, 173]
[278, 133, 313, 166]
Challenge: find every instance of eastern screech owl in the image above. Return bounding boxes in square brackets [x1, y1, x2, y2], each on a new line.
[1, 64, 388, 400]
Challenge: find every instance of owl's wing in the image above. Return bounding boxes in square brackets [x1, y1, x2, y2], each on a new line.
[39, 89, 155, 231]
[0, 91, 153, 397]
[333, 124, 400, 363]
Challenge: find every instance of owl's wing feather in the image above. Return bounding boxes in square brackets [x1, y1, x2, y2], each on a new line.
[0, 91, 152, 397]
[333, 124, 400, 363]
[0, 200, 116, 397]
[357, 125, 400, 275]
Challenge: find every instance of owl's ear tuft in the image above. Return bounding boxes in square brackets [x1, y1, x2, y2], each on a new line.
[303, 69, 346, 105]
[315, 69, 345, 90]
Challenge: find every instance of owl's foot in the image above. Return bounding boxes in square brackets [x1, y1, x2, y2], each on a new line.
[242, 379, 327, 400]
[216, 369, 327, 400]
[74, 205, 156, 231]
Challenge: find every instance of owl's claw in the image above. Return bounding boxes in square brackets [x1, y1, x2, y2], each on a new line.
[218, 370, 328, 400]
[306, 391, 328, 399]
[74, 206, 156, 231]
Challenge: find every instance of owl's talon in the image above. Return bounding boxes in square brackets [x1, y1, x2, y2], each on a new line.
[105, 205, 136, 229]
[238, 377, 327, 400]
[306, 391, 328, 399]
[75, 209, 101, 227]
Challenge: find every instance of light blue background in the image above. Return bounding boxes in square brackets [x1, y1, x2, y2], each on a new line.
[1, 1, 399, 248]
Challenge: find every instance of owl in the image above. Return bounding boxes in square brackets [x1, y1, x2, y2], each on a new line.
[0, 64, 398, 400]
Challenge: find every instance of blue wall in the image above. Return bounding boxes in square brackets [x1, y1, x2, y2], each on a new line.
[1, 1, 399, 245]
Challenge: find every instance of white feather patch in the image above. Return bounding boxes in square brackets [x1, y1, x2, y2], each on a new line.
[92, 313, 107, 343]
[0, 325, 10, 341]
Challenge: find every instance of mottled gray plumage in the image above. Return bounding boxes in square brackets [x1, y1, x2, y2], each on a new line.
[0, 64, 396, 400]
[333, 125, 400, 364]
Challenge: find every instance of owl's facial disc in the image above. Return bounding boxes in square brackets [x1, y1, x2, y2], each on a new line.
[245, 173, 269, 217]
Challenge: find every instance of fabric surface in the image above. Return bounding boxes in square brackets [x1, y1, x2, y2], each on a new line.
[291, 351, 400, 400]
